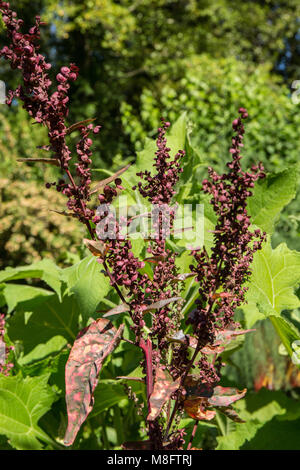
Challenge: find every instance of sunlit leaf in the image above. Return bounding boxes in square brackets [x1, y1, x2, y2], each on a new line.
[0, 374, 57, 449]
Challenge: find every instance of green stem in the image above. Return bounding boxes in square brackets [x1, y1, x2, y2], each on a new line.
[215, 411, 226, 437]
[113, 405, 124, 445]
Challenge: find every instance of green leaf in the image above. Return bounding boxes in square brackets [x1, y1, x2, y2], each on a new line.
[165, 112, 187, 157]
[61, 256, 111, 321]
[0, 374, 57, 449]
[217, 390, 300, 450]
[216, 391, 285, 450]
[248, 166, 299, 234]
[270, 316, 300, 357]
[243, 240, 300, 326]
[7, 292, 79, 365]
[0, 259, 62, 300]
[90, 380, 130, 417]
[242, 240, 300, 363]
[3, 283, 52, 313]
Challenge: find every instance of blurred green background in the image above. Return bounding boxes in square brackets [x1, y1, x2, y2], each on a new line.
[1, 0, 300, 268]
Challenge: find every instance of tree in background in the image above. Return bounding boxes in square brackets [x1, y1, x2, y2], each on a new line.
[1, 0, 300, 164]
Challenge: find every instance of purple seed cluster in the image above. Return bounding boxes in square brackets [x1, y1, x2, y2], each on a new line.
[0, 2, 98, 227]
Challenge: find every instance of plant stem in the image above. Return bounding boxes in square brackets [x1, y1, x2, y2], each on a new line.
[187, 420, 198, 450]
[139, 337, 154, 412]
[164, 260, 224, 441]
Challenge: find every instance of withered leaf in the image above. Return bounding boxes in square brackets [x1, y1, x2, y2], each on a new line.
[102, 303, 130, 318]
[207, 386, 247, 407]
[184, 399, 216, 421]
[128, 212, 151, 222]
[147, 368, 180, 421]
[188, 336, 198, 348]
[218, 405, 246, 423]
[200, 344, 225, 354]
[36, 144, 52, 151]
[167, 332, 198, 349]
[49, 209, 78, 219]
[166, 330, 187, 344]
[170, 273, 196, 283]
[89, 164, 131, 195]
[0, 338, 6, 365]
[144, 296, 182, 312]
[117, 376, 145, 383]
[17, 157, 60, 166]
[184, 376, 214, 400]
[64, 318, 124, 446]
[83, 238, 109, 257]
[213, 328, 255, 347]
[66, 118, 96, 135]
[143, 255, 166, 264]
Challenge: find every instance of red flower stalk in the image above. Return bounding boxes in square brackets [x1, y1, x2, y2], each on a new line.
[0, 1, 97, 229]
[188, 109, 266, 346]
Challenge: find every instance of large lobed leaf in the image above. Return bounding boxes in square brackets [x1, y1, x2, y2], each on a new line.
[7, 290, 79, 365]
[61, 256, 111, 321]
[0, 259, 62, 299]
[0, 374, 57, 449]
[64, 318, 124, 446]
[248, 166, 299, 234]
[216, 389, 300, 450]
[242, 239, 300, 361]
[243, 240, 300, 324]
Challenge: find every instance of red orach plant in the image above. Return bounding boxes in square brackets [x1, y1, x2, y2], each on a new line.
[0, 2, 266, 450]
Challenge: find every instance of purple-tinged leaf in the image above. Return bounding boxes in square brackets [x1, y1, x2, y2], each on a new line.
[188, 336, 198, 348]
[218, 406, 246, 423]
[147, 368, 180, 421]
[186, 329, 255, 354]
[102, 303, 130, 318]
[64, 318, 124, 446]
[207, 386, 247, 407]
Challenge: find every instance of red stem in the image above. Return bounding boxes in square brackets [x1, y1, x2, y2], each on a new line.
[187, 420, 198, 450]
[139, 337, 154, 414]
